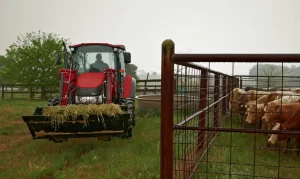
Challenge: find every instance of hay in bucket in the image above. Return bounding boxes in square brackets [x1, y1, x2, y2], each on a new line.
[42, 103, 125, 128]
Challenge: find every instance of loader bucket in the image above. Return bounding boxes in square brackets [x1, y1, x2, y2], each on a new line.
[22, 106, 132, 142]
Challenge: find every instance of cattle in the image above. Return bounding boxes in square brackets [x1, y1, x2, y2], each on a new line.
[276, 88, 292, 91]
[229, 88, 248, 116]
[263, 96, 300, 111]
[290, 88, 300, 93]
[244, 92, 280, 108]
[243, 95, 297, 128]
[247, 90, 271, 102]
[267, 123, 291, 155]
[245, 103, 265, 125]
[262, 103, 300, 130]
[245, 86, 264, 92]
[230, 88, 246, 102]
[268, 114, 300, 156]
[274, 91, 298, 100]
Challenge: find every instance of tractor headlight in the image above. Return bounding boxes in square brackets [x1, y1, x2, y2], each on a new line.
[80, 97, 87, 103]
[89, 97, 97, 103]
[75, 95, 104, 104]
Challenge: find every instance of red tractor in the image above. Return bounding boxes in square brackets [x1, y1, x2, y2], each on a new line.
[22, 42, 136, 143]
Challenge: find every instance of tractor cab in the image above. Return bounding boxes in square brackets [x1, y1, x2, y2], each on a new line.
[55, 43, 133, 105]
[68, 43, 131, 75]
[56, 43, 131, 76]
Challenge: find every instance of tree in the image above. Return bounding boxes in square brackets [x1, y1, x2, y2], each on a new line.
[249, 64, 291, 76]
[0, 31, 69, 99]
[247, 64, 300, 88]
[151, 71, 158, 75]
[125, 63, 139, 80]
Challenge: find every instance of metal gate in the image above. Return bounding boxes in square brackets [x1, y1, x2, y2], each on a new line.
[160, 39, 300, 179]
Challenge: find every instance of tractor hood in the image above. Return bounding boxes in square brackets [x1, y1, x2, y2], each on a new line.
[76, 72, 106, 88]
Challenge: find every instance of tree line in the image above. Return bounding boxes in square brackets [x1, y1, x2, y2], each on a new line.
[0, 31, 139, 98]
[247, 64, 300, 88]
[248, 64, 300, 76]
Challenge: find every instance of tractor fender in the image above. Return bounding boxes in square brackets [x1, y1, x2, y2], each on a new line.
[130, 77, 136, 98]
[122, 74, 136, 99]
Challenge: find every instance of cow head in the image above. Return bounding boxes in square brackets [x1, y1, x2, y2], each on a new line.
[262, 102, 281, 122]
[267, 123, 281, 144]
[229, 100, 241, 114]
[245, 104, 258, 124]
[245, 103, 264, 124]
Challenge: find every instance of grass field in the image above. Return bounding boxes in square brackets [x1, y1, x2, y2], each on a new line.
[1, 99, 300, 179]
[0, 99, 160, 179]
[193, 117, 300, 179]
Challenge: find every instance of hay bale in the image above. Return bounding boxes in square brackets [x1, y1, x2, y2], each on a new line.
[42, 104, 125, 127]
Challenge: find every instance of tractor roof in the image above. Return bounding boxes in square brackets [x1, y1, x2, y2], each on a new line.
[69, 43, 126, 50]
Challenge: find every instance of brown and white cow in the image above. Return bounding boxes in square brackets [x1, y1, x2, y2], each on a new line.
[247, 90, 271, 102]
[230, 88, 247, 102]
[262, 102, 300, 130]
[243, 95, 297, 128]
[243, 92, 281, 114]
[245, 103, 265, 124]
[229, 88, 248, 117]
[274, 90, 299, 100]
[268, 114, 300, 156]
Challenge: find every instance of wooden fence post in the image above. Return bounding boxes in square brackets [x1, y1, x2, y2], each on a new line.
[143, 73, 149, 95]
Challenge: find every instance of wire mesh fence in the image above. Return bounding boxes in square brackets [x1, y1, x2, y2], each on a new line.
[160, 39, 300, 179]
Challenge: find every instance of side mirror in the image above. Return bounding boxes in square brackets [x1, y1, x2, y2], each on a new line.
[56, 53, 62, 65]
[124, 52, 131, 64]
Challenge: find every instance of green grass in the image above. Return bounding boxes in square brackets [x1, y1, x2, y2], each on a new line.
[191, 117, 300, 179]
[0, 99, 160, 179]
[1, 99, 300, 179]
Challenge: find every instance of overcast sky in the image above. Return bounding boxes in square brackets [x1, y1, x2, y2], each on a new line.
[1, 0, 300, 76]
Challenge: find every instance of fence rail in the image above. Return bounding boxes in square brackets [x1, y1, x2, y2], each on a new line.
[0, 79, 162, 100]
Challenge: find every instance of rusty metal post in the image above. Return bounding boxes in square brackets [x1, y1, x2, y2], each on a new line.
[198, 69, 208, 151]
[267, 76, 270, 90]
[222, 75, 227, 115]
[239, 76, 242, 89]
[226, 76, 230, 111]
[161, 39, 174, 179]
[214, 74, 220, 127]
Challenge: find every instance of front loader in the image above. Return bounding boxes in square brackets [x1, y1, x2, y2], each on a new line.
[22, 42, 136, 143]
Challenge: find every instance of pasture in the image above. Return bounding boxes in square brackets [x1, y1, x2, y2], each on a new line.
[195, 120, 300, 178]
[0, 99, 160, 179]
[1, 98, 300, 178]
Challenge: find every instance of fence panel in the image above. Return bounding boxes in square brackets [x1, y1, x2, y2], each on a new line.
[160, 39, 300, 179]
[1, 84, 59, 100]
[136, 79, 161, 95]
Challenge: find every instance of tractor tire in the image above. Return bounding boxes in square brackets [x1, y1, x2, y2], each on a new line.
[126, 98, 135, 139]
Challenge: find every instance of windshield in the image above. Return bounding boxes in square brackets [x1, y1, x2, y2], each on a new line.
[73, 45, 116, 73]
